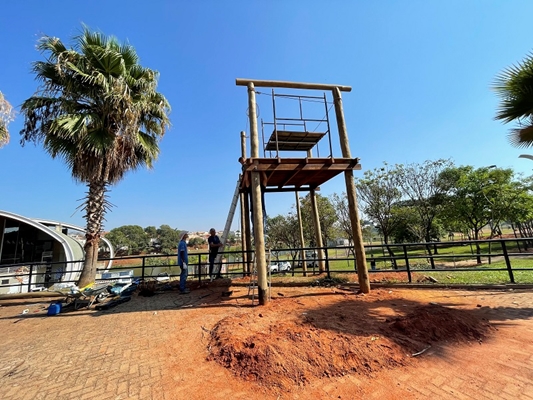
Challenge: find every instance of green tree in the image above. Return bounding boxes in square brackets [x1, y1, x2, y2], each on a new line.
[300, 193, 338, 247]
[330, 193, 354, 248]
[395, 159, 454, 246]
[388, 204, 422, 244]
[506, 189, 533, 239]
[105, 225, 147, 255]
[266, 214, 300, 249]
[157, 225, 181, 254]
[355, 164, 403, 244]
[439, 166, 516, 263]
[189, 237, 205, 247]
[20, 27, 170, 287]
[494, 52, 533, 147]
[0, 91, 15, 148]
[265, 213, 302, 267]
[144, 226, 157, 238]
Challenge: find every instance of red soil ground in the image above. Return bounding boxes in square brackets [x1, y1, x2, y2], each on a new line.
[203, 286, 493, 394]
[2, 278, 533, 399]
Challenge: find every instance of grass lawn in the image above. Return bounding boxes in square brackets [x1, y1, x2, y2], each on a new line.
[100, 241, 533, 286]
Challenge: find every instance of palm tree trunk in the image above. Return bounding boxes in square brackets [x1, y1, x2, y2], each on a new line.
[78, 180, 107, 288]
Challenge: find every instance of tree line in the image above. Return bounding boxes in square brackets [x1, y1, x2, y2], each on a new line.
[266, 159, 533, 258]
[104, 225, 185, 256]
[103, 225, 239, 256]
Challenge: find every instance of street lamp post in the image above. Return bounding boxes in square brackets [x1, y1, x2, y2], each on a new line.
[482, 165, 497, 264]
[519, 154, 533, 162]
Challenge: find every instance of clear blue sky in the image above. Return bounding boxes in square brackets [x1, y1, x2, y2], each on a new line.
[2, 1, 533, 233]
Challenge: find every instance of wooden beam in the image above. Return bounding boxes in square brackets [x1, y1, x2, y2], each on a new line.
[263, 186, 319, 193]
[280, 169, 302, 187]
[242, 162, 361, 172]
[236, 78, 352, 92]
[241, 157, 359, 165]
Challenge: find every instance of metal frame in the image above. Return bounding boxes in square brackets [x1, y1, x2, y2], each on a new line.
[262, 90, 333, 158]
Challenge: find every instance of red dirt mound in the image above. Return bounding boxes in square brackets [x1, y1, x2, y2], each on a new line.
[208, 315, 407, 390]
[207, 292, 495, 390]
[388, 304, 493, 346]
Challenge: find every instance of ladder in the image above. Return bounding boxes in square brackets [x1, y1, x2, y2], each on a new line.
[247, 249, 271, 305]
[214, 176, 241, 273]
[247, 256, 257, 305]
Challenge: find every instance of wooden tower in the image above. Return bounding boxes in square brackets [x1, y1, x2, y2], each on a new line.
[236, 79, 370, 305]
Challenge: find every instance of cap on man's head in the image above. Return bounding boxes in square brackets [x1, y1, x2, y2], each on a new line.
[209, 228, 216, 233]
[180, 231, 189, 240]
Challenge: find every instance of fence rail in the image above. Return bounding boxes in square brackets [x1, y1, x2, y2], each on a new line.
[1, 237, 532, 293]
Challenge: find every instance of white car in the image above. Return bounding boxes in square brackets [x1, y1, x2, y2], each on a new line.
[278, 261, 291, 272]
[268, 264, 279, 273]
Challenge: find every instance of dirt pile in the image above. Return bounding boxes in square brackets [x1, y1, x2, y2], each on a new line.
[207, 290, 495, 390]
[389, 304, 493, 345]
[208, 315, 407, 390]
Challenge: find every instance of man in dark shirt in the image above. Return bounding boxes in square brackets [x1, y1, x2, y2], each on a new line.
[208, 228, 223, 280]
[177, 232, 190, 294]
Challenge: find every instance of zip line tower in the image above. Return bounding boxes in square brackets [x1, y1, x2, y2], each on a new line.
[235, 78, 370, 305]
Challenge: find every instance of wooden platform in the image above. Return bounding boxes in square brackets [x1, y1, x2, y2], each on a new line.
[265, 130, 326, 152]
[239, 157, 361, 192]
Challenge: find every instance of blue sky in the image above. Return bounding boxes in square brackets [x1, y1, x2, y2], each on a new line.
[2, 1, 533, 233]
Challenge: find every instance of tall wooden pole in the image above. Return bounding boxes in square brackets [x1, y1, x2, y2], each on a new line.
[240, 131, 247, 272]
[310, 188, 325, 273]
[307, 147, 324, 273]
[240, 131, 251, 275]
[295, 191, 307, 276]
[248, 83, 259, 158]
[247, 83, 268, 304]
[239, 192, 248, 274]
[243, 192, 252, 275]
[333, 87, 370, 293]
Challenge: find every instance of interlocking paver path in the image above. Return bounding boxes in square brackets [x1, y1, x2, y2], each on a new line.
[0, 285, 532, 399]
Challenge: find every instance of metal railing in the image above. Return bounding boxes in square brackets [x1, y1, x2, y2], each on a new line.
[1, 237, 532, 293]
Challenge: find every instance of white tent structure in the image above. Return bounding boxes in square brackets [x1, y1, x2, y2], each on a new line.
[0, 210, 113, 294]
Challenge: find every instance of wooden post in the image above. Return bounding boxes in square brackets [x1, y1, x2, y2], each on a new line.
[240, 130, 247, 161]
[239, 192, 247, 275]
[243, 192, 252, 275]
[247, 83, 268, 304]
[251, 172, 267, 304]
[310, 188, 325, 273]
[248, 83, 259, 159]
[240, 131, 251, 275]
[295, 191, 307, 276]
[333, 87, 370, 293]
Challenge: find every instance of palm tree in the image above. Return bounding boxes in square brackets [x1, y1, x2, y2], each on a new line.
[0, 91, 15, 148]
[494, 52, 533, 147]
[20, 27, 171, 287]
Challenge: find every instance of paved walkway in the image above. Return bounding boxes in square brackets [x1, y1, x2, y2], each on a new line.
[358, 287, 533, 399]
[0, 285, 532, 399]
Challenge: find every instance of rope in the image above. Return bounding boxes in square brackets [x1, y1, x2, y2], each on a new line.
[311, 103, 335, 133]
[245, 103, 260, 119]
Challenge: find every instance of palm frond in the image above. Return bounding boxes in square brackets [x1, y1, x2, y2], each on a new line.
[0, 91, 15, 147]
[508, 123, 533, 148]
[494, 51, 533, 147]
[37, 36, 67, 60]
[22, 25, 171, 184]
[119, 43, 139, 68]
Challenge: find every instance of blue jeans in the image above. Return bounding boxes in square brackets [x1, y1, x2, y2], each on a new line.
[209, 255, 216, 277]
[179, 263, 188, 291]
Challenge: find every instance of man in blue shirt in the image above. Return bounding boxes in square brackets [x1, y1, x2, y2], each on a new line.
[177, 232, 190, 294]
[208, 228, 223, 280]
